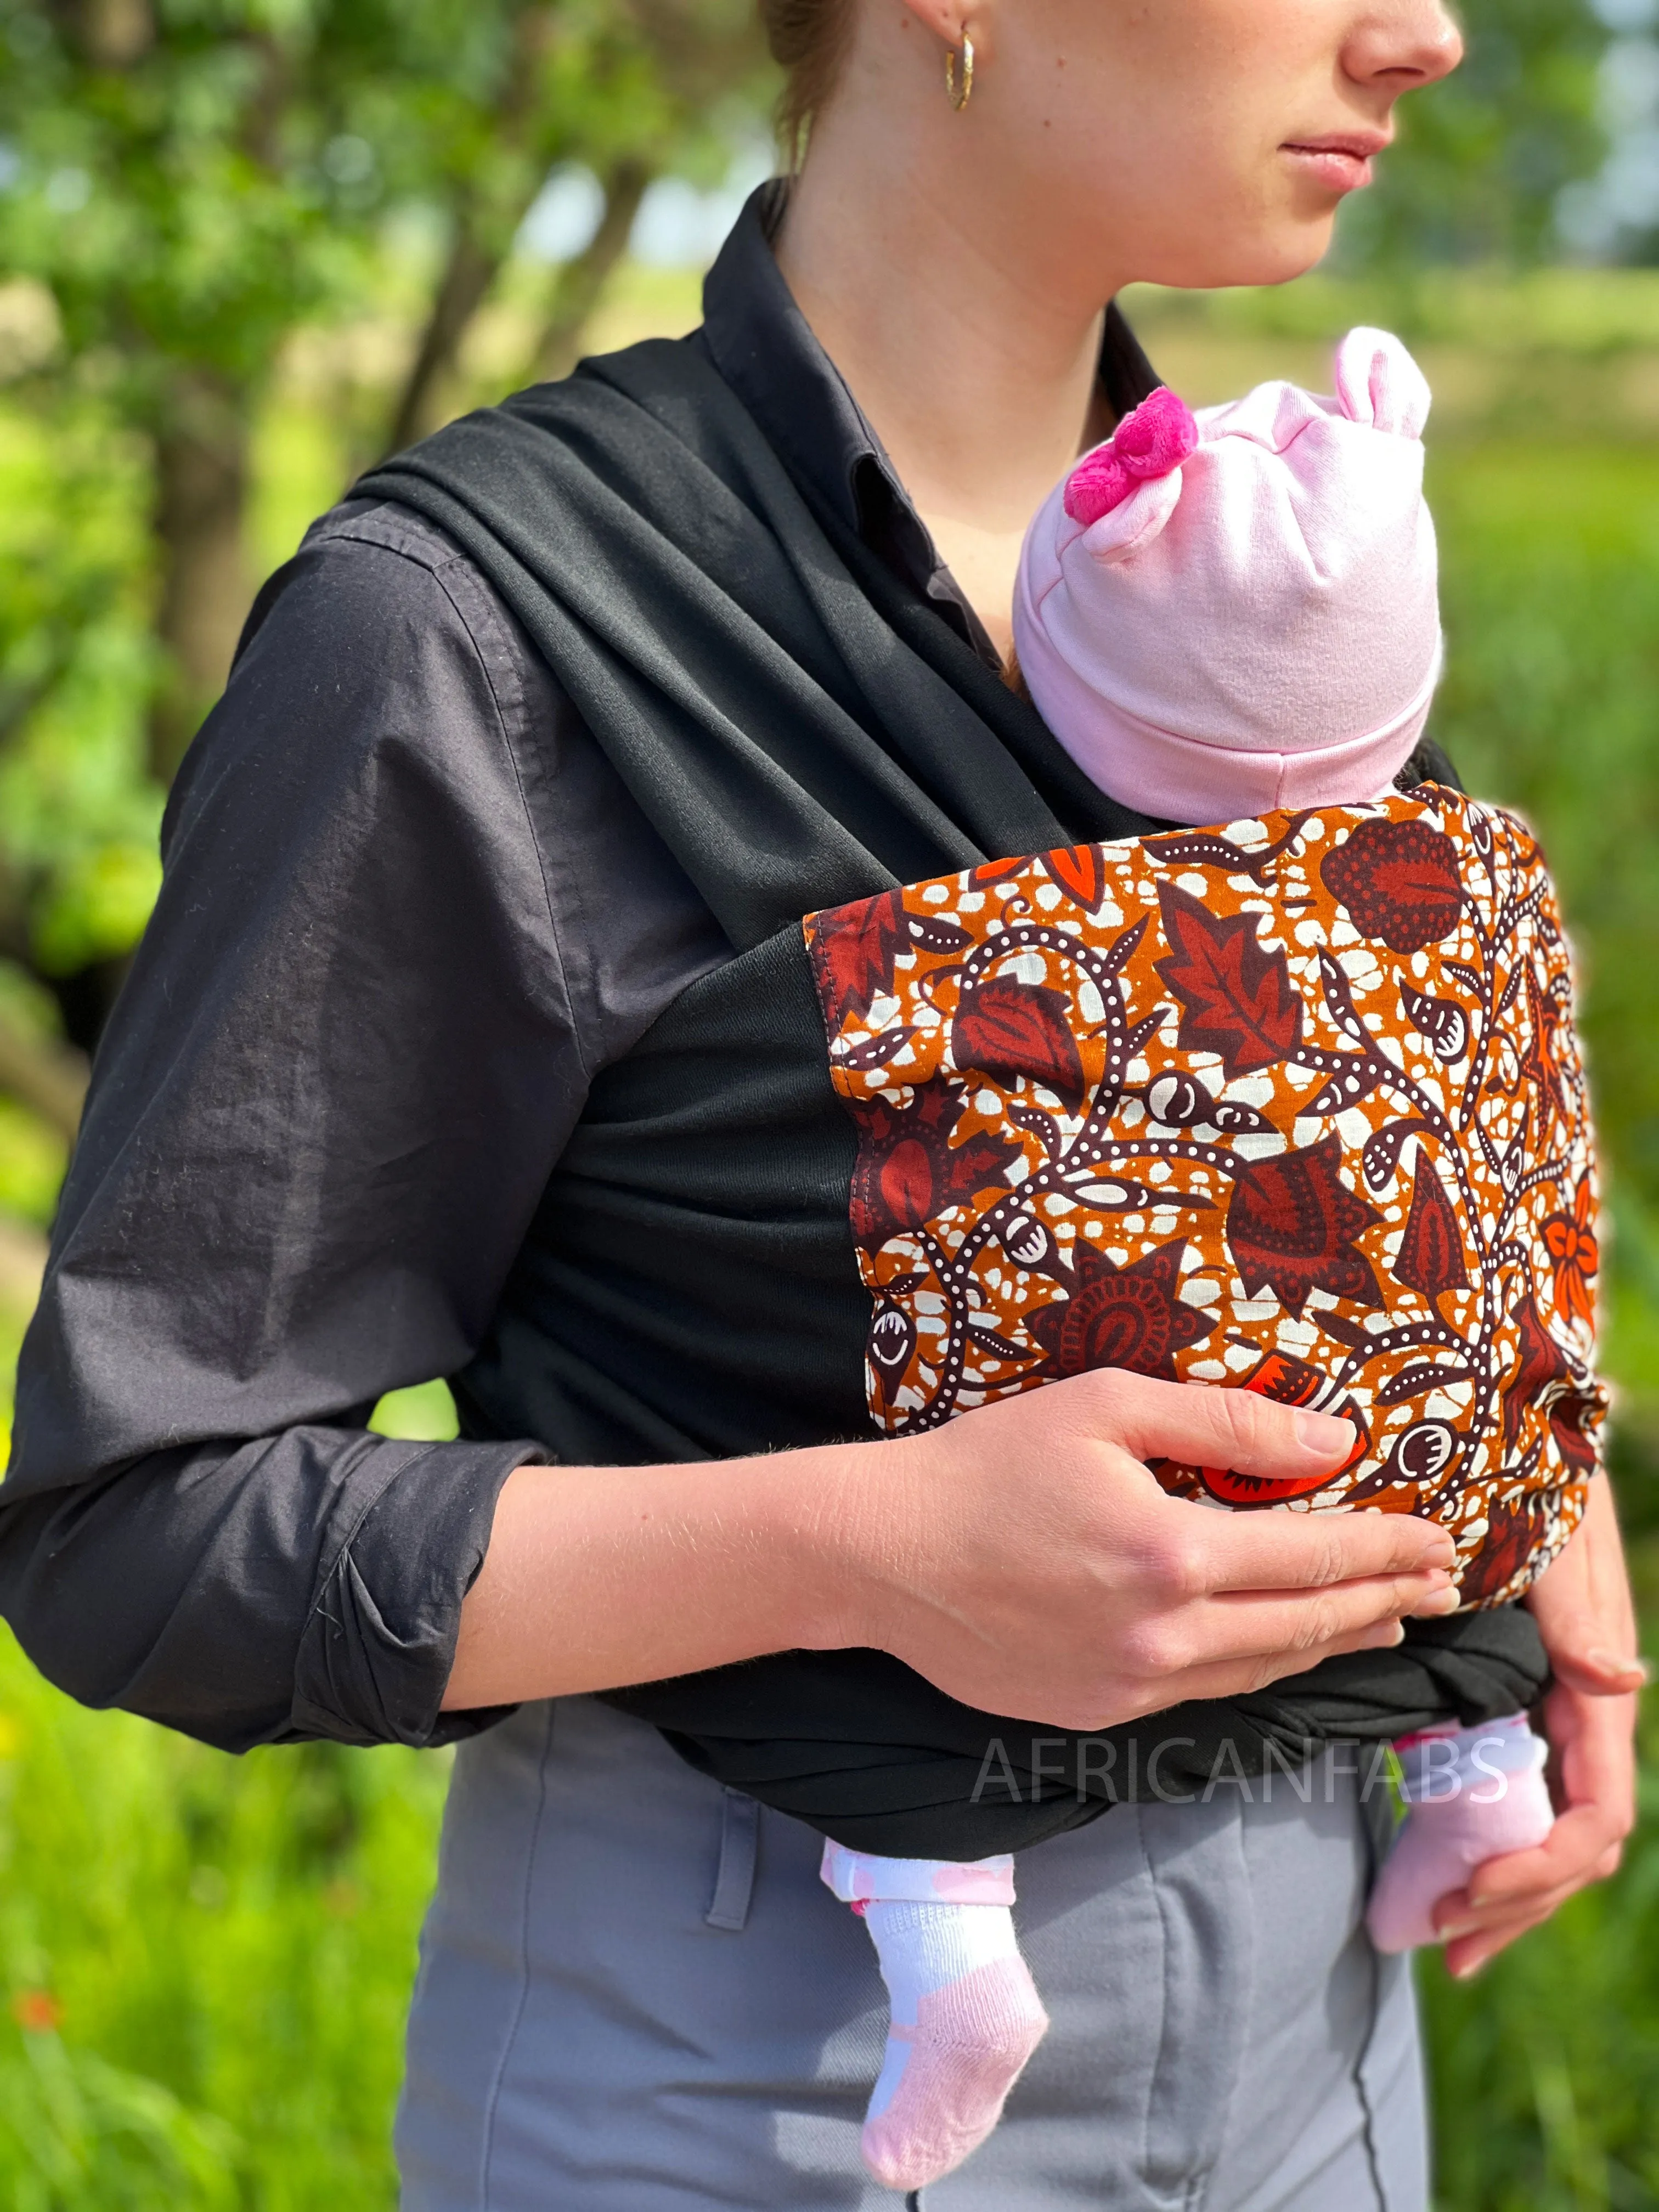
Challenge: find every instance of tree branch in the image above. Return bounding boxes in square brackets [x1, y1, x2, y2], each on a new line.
[383, 216, 502, 456]
[381, 2, 562, 457]
[529, 157, 653, 386]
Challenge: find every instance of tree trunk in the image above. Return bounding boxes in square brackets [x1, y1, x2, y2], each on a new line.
[531, 158, 653, 386]
[382, 216, 501, 458]
[381, 1, 564, 459]
[148, 371, 252, 786]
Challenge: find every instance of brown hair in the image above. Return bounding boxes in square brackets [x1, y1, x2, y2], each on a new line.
[760, 0, 855, 166]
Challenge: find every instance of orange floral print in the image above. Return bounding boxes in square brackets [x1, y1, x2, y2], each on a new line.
[804, 791, 1606, 1609]
[1543, 1175, 1599, 1329]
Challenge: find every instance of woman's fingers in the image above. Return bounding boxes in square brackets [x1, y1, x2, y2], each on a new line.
[1189, 1500, 1456, 1593]
[1526, 1479, 1644, 1696]
[1084, 1367, 1358, 1482]
[1114, 1619, 1409, 1719]
[1114, 1565, 1454, 1684]
[1440, 1901, 1558, 1980]
[1419, 1675, 1638, 1973]
[1549, 1647, 1650, 1695]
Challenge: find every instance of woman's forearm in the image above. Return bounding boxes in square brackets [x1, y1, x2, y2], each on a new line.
[441, 1371, 1459, 1722]
[442, 1449, 860, 1711]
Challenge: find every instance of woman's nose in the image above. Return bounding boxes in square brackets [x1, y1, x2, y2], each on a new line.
[1344, 2, 1465, 93]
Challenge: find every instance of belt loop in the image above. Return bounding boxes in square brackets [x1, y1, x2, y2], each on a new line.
[704, 1787, 760, 1932]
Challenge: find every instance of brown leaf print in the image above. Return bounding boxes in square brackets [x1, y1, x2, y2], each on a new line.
[1519, 964, 1570, 1135]
[952, 977, 1087, 1108]
[808, 889, 908, 1025]
[1501, 1293, 1571, 1457]
[1153, 882, 1304, 1076]
[1548, 1387, 1605, 1479]
[1025, 1239, 1215, 1382]
[1392, 1154, 1470, 1305]
[1226, 1135, 1384, 1316]
[850, 1085, 1020, 1251]
[1321, 819, 1465, 952]
[1458, 1491, 1548, 1605]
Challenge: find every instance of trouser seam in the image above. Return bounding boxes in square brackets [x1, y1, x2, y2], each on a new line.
[478, 1702, 556, 2212]
[1352, 1744, 1393, 2211]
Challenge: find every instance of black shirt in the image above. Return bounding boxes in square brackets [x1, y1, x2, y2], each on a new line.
[0, 186, 1158, 1753]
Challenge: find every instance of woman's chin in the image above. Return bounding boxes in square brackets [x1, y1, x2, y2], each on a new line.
[1143, 224, 1338, 295]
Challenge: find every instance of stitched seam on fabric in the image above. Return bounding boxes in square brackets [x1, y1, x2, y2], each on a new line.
[277, 512, 586, 1074]
[422, 554, 593, 1086]
[1137, 1801, 1178, 2198]
[1192, 1799, 1255, 2212]
[1353, 1801, 1394, 2210]
[479, 1701, 556, 2211]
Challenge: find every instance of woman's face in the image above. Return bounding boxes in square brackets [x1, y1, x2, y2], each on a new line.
[879, 0, 1464, 296]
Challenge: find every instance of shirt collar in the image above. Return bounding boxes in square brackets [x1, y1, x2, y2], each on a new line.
[701, 182, 1160, 672]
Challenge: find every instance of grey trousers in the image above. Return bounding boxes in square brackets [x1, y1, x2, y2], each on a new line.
[398, 1697, 1427, 2211]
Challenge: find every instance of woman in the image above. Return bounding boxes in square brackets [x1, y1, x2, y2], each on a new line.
[0, 1, 1640, 2205]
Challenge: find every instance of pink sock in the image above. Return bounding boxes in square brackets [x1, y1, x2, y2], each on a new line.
[821, 1843, 1049, 2190]
[1365, 1714, 1555, 1955]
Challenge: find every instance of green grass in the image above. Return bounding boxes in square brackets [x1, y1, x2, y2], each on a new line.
[0, 1624, 446, 2209]
[4, 276, 1659, 2204]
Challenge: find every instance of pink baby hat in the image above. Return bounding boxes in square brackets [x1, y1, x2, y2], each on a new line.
[1011, 329, 1442, 822]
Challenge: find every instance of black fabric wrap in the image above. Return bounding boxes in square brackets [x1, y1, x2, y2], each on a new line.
[355, 338, 1547, 1857]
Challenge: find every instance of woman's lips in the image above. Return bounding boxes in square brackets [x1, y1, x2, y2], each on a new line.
[1282, 138, 1386, 194]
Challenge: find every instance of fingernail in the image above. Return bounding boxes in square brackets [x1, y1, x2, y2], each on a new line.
[1450, 1957, 1486, 1980]
[1438, 1920, 1480, 1940]
[1294, 1410, 1353, 1459]
[1417, 1586, 1462, 1616]
[1587, 1648, 1653, 1685]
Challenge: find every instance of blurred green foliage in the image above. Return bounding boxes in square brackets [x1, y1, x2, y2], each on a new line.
[1342, 0, 1609, 268]
[0, 2, 1656, 2204]
[0, 0, 766, 1051]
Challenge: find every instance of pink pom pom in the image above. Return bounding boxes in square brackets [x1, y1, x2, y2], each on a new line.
[1064, 446, 1132, 527]
[1063, 386, 1199, 526]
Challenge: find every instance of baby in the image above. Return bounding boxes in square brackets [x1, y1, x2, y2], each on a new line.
[811, 331, 1601, 2189]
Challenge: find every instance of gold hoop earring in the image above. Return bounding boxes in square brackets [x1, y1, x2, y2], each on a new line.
[945, 35, 974, 111]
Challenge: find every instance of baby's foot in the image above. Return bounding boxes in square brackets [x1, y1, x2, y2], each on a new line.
[820, 1845, 1049, 2190]
[859, 1899, 1049, 2191]
[1366, 1716, 1554, 1955]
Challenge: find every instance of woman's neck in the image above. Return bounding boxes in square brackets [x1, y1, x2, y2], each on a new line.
[775, 130, 1116, 664]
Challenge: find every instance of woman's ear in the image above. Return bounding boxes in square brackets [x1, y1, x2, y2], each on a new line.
[893, 0, 993, 61]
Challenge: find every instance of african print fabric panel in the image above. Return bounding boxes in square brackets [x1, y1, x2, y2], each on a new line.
[803, 792, 1605, 1607]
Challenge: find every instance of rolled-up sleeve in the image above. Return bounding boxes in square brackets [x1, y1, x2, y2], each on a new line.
[0, 509, 598, 1751]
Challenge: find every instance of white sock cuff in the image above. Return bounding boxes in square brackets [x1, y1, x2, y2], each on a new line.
[820, 1841, 1017, 1906]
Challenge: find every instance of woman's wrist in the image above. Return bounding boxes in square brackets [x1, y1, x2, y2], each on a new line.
[442, 1438, 878, 1711]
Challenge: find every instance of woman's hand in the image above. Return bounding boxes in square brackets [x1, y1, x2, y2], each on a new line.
[1432, 1477, 1645, 1978]
[828, 1367, 1459, 1730]
[445, 1365, 1460, 1719]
